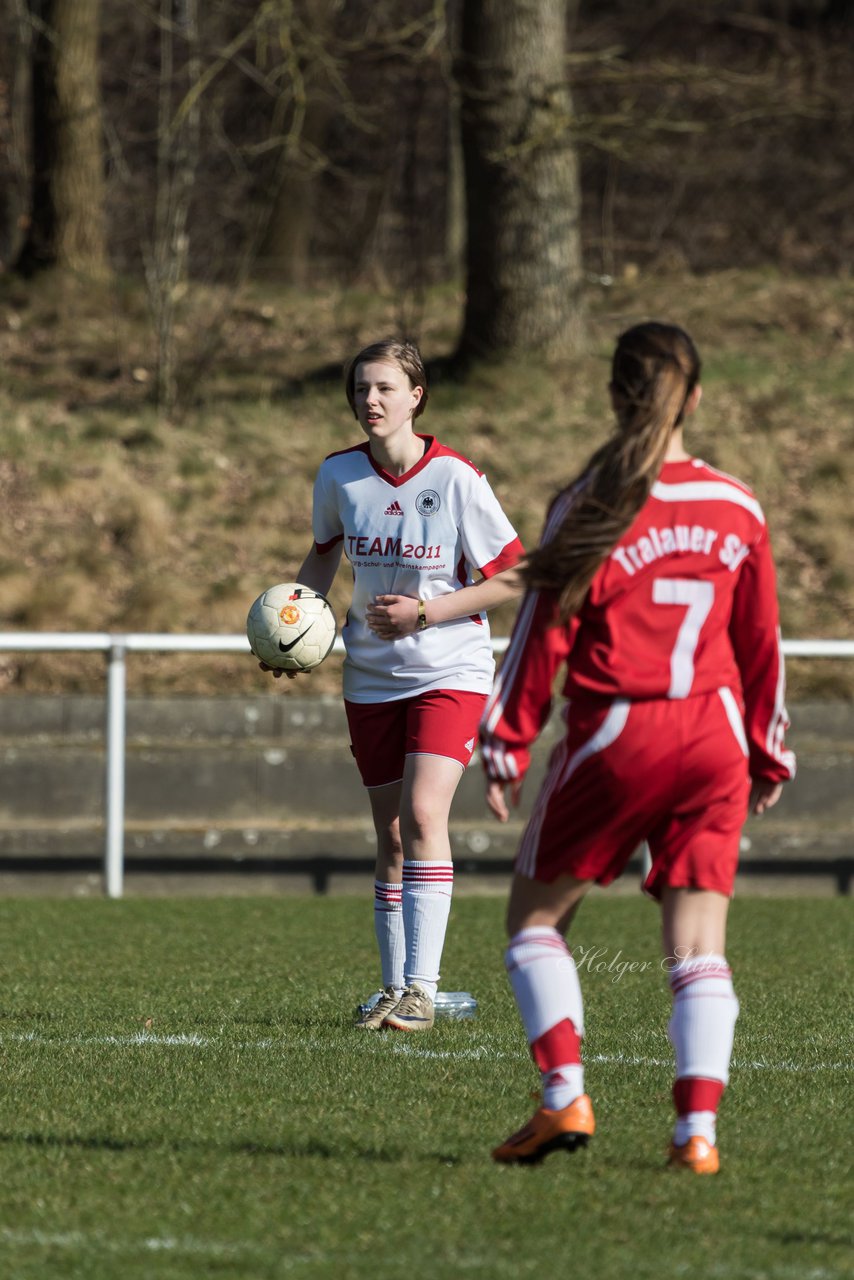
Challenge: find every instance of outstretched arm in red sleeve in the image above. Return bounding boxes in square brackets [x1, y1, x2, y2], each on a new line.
[728, 525, 796, 806]
[480, 588, 577, 821]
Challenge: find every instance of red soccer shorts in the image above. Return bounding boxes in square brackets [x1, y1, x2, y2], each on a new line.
[516, 689, 751, 899]
[345, 689, 488, 789]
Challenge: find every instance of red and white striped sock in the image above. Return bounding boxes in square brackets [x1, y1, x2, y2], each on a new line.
[401, 860, 454, 1000]
[373, 880, 404, 996]
[672, 1078, 725, 1147]
[668, 953, 739, 1146]
[505, 926, 585, 1110]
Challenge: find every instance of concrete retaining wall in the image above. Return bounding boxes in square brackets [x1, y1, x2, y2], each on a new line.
[0, 695, 851, 895]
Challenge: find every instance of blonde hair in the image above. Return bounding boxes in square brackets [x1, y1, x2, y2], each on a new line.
[524, 322, 701, 620]
[344, 338, 429, 420]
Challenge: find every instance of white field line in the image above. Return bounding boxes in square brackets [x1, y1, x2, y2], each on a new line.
[0, 1232, 844, 1280]
[0, 1226, 265, 1261]
[0, 1029, 849, 1074]
[387, 1043, 851, 1073]
[0, 1228, 469, 1273]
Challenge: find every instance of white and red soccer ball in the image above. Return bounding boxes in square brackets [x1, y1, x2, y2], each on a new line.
[247, 582, 337, 671]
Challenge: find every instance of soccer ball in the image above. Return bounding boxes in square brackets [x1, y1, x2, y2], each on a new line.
[247, 582, 337, 671]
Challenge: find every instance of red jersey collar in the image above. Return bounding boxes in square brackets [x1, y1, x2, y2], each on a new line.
[365, 434, 439, 488]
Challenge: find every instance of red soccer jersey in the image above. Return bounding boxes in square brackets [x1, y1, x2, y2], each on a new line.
[481, 457, 795, 786]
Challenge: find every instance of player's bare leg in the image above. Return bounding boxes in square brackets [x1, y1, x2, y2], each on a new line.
[662, 887, 737, 1174]
[368, 779, 404, 884]
[506, 870, 592, 937]
[383, 754, 463, 1030]
[662, 885, 729, 959]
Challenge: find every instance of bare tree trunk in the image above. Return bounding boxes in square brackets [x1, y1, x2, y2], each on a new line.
[14, 0, 108, 278]
[445, 93, 466, 277]
[444, 0, 466, 278]
[259, 98, 334, 286]
[453, 0, 584, 363]
[0, 0, 30, 269]
[13, 0, 59, 273]
[258, 0, 343, 286]
[144, 0, 201, 416]
[53, 0, 108, 275]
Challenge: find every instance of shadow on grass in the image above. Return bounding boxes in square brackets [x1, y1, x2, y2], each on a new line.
[0, 1129, 462, 1165]
[3, 345, 479, 419]
[774, 1231, 852, 1249]
[272, 352, 473, 404]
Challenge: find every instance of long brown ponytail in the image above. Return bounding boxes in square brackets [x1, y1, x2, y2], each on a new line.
[524, 322, 701, 621]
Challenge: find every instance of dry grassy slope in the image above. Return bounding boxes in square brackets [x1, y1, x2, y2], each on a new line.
[0, 268, 851, 698]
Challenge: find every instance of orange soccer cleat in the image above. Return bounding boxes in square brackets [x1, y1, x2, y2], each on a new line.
[667, 1136, 720, 1175]
[492, 1094, 595, 1165]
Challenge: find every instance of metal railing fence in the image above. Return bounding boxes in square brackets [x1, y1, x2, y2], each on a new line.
[0, 631, 852, 897]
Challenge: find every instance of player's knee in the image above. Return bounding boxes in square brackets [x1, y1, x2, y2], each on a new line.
[399, 801, 445, 847]
[374, 818, 403, 861]
[399, 810, 429, 846]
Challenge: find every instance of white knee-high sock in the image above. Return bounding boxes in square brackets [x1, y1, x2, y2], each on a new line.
[373, 881, 404, 994]
[668, 953, 739, 1145]
[401, 860, 453, 999]
[505, 926, 585, 1110]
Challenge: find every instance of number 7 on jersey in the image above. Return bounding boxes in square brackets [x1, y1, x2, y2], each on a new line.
[652, 577, 714, 699]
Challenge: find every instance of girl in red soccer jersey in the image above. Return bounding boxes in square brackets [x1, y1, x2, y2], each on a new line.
[480, 321, 794, 1173]
[265, 338, 523, 1031]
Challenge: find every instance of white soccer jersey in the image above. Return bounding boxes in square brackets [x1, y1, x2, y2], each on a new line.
[312, 435, 523, 702]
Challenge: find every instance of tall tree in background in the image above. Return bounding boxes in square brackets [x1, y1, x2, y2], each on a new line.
[453, 0, 583, 362]
[14, 0, 109, 278]
[257, 0, 342, 286]
[145, 0, 201, 414]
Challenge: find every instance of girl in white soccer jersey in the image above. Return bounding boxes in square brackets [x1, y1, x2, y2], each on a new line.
[480, 322, 794, 1173]
[272, 338, 523, 1031]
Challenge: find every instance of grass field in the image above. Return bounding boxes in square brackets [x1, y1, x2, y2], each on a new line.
[0, 894, 849, 1279]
